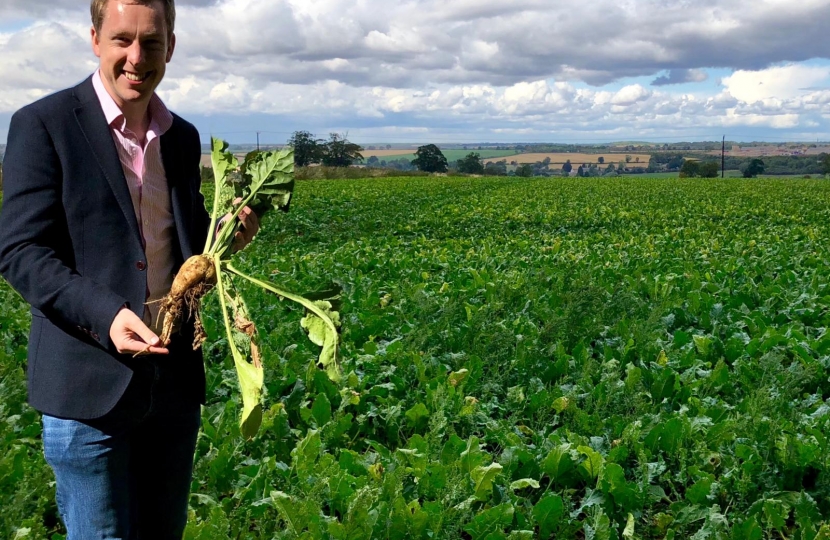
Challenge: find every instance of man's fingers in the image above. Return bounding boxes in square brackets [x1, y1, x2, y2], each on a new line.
[131, 342, 170, 356]
[126, 315, 161, 348]
[110, 307, 168, 355]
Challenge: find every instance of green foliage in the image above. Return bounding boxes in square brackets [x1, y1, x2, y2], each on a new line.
[699, 161, 720, 178]
[515, 163, 533, 177]
[3, 176, 830, 538]
[679, 160, 699, 178]
[742, 158, 766, 178]
[288, 131, 324, 168]
[296, 166, 429, 180]
[320, 133, 364, 168]
[457, 152, 485, 175]
[723, 154, 825, 175]
[411, 144, 449, 173]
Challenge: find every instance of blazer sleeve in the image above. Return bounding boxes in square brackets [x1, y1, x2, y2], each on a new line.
[0, 107, 128, 351]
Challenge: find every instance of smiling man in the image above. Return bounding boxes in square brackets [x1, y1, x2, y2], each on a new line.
[0, 1, 257, 538]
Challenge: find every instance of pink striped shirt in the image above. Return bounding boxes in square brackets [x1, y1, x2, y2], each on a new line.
[92, 70, 175, 334]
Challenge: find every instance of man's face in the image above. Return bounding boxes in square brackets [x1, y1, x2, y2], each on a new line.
[91, 0, 175, 112]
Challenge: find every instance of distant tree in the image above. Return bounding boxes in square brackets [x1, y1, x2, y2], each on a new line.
[666, 155, 685, 171]
[699, 161, 720, 178]
[411, 144, 448, 173]
[597, 156, 605, 164]
[515, 164, 533, 177]
[679, 160, 700, 178]
[821, 153, 830, 176]
[288, 130, 323, 167]
[366, 155, 380, 167]
[386, 144, 392, 150]
[531, 161, 552, 177]
[585, 163, 600, 177]
[386, 157, 415, 171]
[562, 160, 573, 173]
[577, 165, 584, 177]
[635, 157, 640, 163]
[484, 160, 508, 176]
[457, 152, 485, 174]
[742, 158, 765, 178]
[625, 155, 632, 163]
[321, 133, 364, 167]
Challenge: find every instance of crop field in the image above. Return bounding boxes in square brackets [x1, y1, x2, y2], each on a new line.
[484, 153, 652, 166]
[2, 177, 830, 539]
[364, 149, 519, 162]
[361, 149, 422, 157]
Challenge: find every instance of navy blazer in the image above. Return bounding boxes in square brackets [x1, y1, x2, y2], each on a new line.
[0, 76, 211, 419]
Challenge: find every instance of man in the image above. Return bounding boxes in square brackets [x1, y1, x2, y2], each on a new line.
[0, 0, 258, 537]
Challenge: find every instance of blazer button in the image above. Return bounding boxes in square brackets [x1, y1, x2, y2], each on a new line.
[136, 261, 147, 271]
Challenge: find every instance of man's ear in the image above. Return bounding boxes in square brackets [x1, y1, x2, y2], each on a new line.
[166, 33, 176, 63]
[91, 26, 101, 58]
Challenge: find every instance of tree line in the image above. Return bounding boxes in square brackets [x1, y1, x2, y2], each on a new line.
[289, 131, 365, 167]
[285, 132, 830, 179]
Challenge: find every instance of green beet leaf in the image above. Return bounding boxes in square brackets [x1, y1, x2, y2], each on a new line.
[471, 463, 503, 500]
[300, 300, 341, 383]
[464, 504, 515, 540]
[533, 493, 564, 539]
[237, 147, 294, 217]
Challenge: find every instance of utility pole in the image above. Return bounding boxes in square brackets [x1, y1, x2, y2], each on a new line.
[721, 135, 725, 178]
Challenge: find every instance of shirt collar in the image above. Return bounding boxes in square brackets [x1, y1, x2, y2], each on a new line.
[92, 69, 174, 137]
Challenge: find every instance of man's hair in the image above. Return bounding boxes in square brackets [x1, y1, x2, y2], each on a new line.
[91, 0, 176, 39]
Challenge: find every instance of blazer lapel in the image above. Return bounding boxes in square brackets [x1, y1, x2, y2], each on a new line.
[72, 78, 142, 246]
[161, 128, 194, 261]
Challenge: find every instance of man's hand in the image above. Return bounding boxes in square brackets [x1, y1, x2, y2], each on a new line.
[228, 198, 260, 253]
[109, 307, 169, 356]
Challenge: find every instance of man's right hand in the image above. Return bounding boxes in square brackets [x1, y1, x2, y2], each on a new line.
[109, 307, 169, 356]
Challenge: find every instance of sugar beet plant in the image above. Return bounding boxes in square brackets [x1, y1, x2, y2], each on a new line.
[156, 137, 340, 438]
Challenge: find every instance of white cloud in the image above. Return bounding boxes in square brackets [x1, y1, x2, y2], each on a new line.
[611, 85, 651, 106]
[722, 65, 830, 104]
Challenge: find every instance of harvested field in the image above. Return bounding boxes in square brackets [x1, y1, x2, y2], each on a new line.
[200, 154, 247, 168]
[484, 152, 651, 165]
[362, 149, 519, 162]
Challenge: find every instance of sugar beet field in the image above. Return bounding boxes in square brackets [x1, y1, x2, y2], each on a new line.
[2, 176, 830, 539]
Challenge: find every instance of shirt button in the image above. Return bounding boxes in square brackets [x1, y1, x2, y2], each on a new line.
[136, 261, 146, 271]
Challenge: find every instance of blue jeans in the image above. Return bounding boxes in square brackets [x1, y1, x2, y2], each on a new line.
[42, 357, 202, 540]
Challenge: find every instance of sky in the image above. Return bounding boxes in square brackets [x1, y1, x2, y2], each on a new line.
[1, 0, 830, 145]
